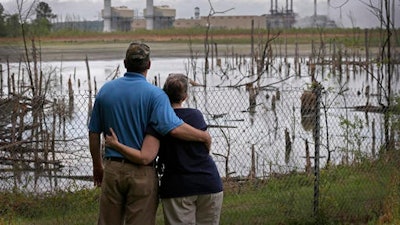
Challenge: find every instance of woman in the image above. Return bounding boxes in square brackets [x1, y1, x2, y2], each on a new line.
[105, 73, 223, 225]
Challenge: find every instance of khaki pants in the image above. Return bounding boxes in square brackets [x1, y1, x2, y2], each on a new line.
[98, 160, 158, 225]
[161, 191, 223, 225]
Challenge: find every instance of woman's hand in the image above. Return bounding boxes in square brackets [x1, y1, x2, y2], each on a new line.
[105, 127, 119, 148]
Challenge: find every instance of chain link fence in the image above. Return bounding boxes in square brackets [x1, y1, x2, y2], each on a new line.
[1, 76, 398, 223]
[0, 92, 93, 192]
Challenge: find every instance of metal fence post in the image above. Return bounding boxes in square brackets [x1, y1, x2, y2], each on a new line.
[313, 83, 322, 218]
[0, 63, 2, 97]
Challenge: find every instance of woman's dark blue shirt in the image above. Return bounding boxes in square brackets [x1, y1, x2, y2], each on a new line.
[153, 108, 223, 198]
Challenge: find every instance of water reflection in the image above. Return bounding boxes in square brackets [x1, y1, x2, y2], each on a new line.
[1, 57, 399, 192]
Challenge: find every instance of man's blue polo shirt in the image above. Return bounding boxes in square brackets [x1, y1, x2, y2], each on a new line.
[88, 72, 183, 158]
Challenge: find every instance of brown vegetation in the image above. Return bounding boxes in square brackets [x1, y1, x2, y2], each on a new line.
[0, 29, 385, 62]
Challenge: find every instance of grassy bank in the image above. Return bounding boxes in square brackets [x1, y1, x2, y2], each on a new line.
[1, 27, 390, 62]
[1, 153, 399, 225]
[0, 27, 390, 46]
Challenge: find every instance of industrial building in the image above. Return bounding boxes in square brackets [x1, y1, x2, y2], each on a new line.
[103, 0, 336, 32]
[102, 0, 133, 32]
[293, 0, 336, 28]
[144, 5, 176, 30]
[266, 0, 296, 29]
[173, 15, 268, 30]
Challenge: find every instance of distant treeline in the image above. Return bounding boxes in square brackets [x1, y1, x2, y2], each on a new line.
[0, 1, 103, 37]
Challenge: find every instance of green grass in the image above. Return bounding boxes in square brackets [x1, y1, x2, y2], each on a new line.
[0, 188, 100, 225]
[1, 154, 399, 225]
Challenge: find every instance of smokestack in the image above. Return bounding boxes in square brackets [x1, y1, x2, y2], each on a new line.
[270, 0, 273, 14]
[327, 0, 330, 18]
[146, 0, 154, 30]
[194, 7, 200, 19]
[393, 0, 395, 28]
[291, 0, 293, 12]
[275, 0, 278, 12]
[286, 0, 288, 13]
[103, 0, 111, 32]
[314, 0, 317, 17]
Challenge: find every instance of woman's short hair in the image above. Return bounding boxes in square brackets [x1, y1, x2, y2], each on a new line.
[163, 73, 188, 104]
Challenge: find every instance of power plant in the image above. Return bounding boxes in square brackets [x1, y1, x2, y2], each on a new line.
[102, 0, 336, 32]
[266, 0, 296, 29]
[102, 0, 134, 32]
[294, 0, 336, 28]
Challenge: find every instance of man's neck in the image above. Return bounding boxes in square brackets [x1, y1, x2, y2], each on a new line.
[127, 70, 147, 77]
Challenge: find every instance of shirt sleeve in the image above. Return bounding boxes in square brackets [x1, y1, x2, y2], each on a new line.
[146, 126, 162, 140]
[88, 97, 102, 133]
[149, 91, 183, 136]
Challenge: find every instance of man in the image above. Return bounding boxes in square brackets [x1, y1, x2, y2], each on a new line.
[104, 74, 223, 225]
[88, 41, 211, 225]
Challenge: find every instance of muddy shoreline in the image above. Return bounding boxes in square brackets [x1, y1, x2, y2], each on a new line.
[0, 42, 318, 63]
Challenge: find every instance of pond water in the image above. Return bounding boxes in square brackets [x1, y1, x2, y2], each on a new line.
[1, 56, 399, 192]
[4, 56, 399, 95]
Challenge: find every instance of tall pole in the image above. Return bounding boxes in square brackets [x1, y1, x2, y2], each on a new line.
[103, 0, 111, 32]
[314, 0, 317, 17]
[146, 0, 154, 30]
[313, 0, 317, 27]
[286, 0, 288, 13]
[270, 0, 273, 14]
[392, 0, 395, 28]
[290, 0, 293, 12]
[313, 84, 322, 219]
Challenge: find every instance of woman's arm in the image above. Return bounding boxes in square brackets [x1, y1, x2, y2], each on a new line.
[105, 128, 160, 165]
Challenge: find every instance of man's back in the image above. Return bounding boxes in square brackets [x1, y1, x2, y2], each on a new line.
[89, 72, 182, 158]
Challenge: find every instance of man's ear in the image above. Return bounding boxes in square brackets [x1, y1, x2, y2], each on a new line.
[124, 59, 128, 69]
[147, 60, 151, 69]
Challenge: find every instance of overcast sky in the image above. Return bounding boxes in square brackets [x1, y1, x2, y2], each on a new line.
[2, 0, 400, 28]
